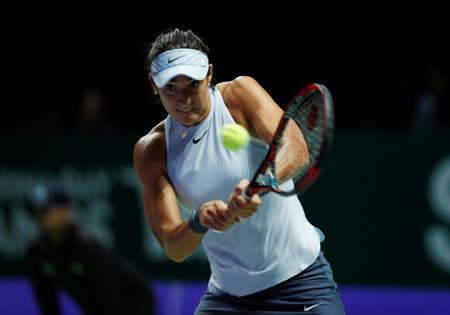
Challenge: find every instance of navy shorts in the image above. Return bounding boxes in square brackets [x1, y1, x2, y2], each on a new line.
[194, 252, 346, 314]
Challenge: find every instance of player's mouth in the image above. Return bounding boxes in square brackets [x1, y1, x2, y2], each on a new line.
[176, 107, 193, 113]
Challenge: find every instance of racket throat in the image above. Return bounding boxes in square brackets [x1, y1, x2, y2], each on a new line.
[256, 171, 279, 190]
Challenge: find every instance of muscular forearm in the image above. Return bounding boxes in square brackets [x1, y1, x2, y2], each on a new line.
[161, 220, 204, 263]
[276, 123, 309, 183]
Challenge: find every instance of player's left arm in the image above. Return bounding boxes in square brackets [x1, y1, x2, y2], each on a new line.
[219, 76, 309, 181]
[219, 76, 284, 144]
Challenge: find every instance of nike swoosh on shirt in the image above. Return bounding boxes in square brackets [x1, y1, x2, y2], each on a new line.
[304, 302, 323, 312]
[192, 130, 208, 144]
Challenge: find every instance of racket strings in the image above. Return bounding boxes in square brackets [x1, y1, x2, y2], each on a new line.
[250, 84, 334, 196]
[274, 91, 326, 184]
[274, 120, 305, 183]
[292, 91, 327, 179]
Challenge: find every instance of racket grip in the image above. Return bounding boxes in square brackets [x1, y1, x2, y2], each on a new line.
[244, 173, 277, 199]
[243, 185, 271, 199]
[243, 189, 253, 200]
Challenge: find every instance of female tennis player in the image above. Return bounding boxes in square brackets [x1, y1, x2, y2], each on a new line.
[134, 28, 345, 314]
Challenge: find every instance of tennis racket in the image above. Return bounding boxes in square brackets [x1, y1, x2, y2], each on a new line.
[245, 83, 334, 197]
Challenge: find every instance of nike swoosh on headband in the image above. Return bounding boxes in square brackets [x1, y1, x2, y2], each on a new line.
[168, 55, 184, 63]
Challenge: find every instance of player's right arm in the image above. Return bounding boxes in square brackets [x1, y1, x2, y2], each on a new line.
[134, 122, 239, 261]
[133, 122, 204, 262]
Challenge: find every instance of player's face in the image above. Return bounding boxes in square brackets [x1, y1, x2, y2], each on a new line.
[157, 75, 211, 127]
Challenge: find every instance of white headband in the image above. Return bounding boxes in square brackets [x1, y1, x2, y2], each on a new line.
[150, 48, 209, 88]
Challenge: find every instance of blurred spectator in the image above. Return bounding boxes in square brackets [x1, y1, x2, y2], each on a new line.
[24, 180, 154, 315]
[76, 87, 116, 134]
[411, 62, 449, 129]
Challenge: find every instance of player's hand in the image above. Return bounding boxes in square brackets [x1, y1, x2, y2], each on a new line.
[199, 200, 239, 232]
[228, 179, 261, 218]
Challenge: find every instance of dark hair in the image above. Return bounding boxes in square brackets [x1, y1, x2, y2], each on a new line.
[145, 28, 210, 71]
[145, 28, 216, 95]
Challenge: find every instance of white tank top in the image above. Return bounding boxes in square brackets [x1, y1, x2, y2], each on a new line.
[165, 87, 321, 297]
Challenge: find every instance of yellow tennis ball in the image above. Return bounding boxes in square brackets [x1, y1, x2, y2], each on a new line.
[220, 123, 250, 151]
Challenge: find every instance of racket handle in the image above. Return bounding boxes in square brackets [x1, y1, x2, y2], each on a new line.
[243, 189, 254, 200]
[243, 180, 263, 199]
[243, 183, 271, 199]
[244, 173, 278, 199]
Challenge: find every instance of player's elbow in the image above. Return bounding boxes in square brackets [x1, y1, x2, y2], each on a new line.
[160, 225, 197, 263]
[162, 239, 191, 263]
[165, 250, 189, 263]
[168, 256, 186, 263]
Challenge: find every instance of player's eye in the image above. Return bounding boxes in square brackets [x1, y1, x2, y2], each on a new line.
[164, 83, 175, 92]
[190, 80, 200, 89]
[163, 84, 179, 96]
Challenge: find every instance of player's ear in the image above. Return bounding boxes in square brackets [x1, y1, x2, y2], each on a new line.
[207, 64, 213, 85]
[148, 74, 158, 94]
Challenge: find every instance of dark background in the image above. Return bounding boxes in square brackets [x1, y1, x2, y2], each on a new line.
[4, 2, 449, 134]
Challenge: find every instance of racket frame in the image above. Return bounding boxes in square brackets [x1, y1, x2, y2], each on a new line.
[245, 83, 333, 197]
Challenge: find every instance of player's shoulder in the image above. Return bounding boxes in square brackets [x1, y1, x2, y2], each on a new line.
[219, 76, 266, 104]
[218, 75, 259, 96]
[134, 120, 166, 156]
[133, 120, 166, 178]
[218, 76, 267, 124]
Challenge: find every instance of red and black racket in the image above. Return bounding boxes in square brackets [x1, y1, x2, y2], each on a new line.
[245, 83, 334, 197]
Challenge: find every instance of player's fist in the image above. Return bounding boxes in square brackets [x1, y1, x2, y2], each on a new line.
[228, 179, 261, 218]
[199, 200, 238, 232]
